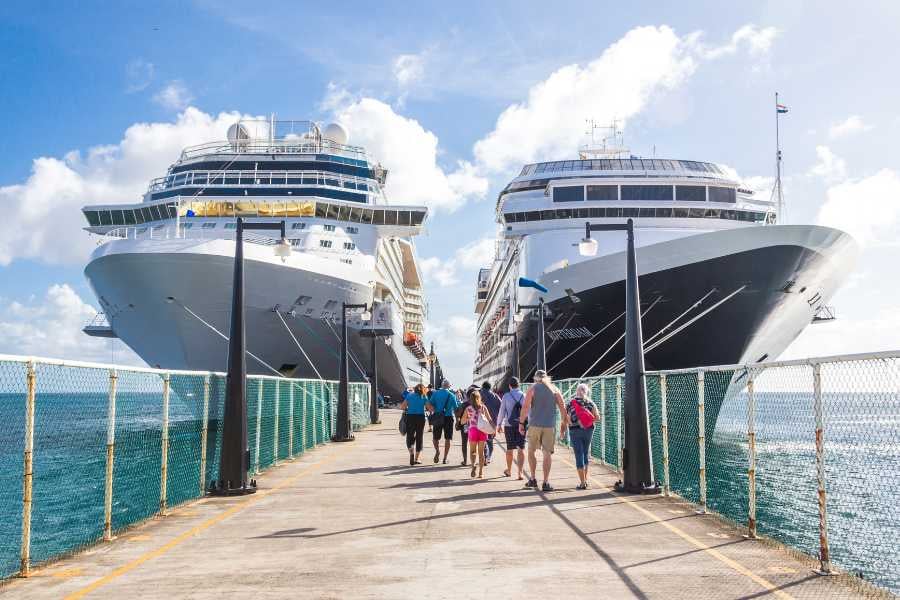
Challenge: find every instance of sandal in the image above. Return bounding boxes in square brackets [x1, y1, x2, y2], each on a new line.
[471, 465, 477, 478]
[503, 469, 510, 477]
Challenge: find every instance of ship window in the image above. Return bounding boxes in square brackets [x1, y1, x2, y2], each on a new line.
[555, 209, 572, 219]
[589, 207, 603, 218]
[411, 210, 425, 226]
[84, 211, 101, 226]
[676, 185, 706, 202]
[292, 222, 306, 230]
[385, 210, 398, 225]
[326, 204, 339, 220]
[141, 207, 154, 222]
[149, 205, 162, 221]
[182, 223, 194, 229]
[541, 209, 556, 220]
[133, 209, 145, 224]
[704, 209, 720, 218]
[98, 211, 112, 226]
[622, 208, 639, 217]
[346, 226, 358, 234]
[315, 203, 328, 218]
[709, 187, 736, 203]
[398, 211, 411, 226]
[224, 175, 239, 185]
[689, 208, 706, 218]
[552, 185, 584, 202]
[348, 207, 362, 223]
[586, 185, 617, 200]
[202, 222, 216, 229]
[335, 204, 348, 220]
[225, 223, 237, 229]
[287, 176, 302, 184]
[240, 176, 255, 185]
[638, 207, 655, 218]
[372, 210, 385, 225]
[655, 207, 674, 218]
[111, 210, 125, 226]
[674, 207, 690, 218]
[123, 210, 136, 225]
[360, 209, 374, 224]
[324, 224, 336, 232]
[524, 211, 541, 221]
[605, 207, 623, 218]
[720, 210, 736, 220]
[319, 239, 333, 248]
[344, 242, 356, 250]
[621, 185, 673, 201]
[504, 212, 518, 223]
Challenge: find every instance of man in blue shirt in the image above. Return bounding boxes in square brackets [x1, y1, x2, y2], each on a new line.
[427, 380, 460, 464]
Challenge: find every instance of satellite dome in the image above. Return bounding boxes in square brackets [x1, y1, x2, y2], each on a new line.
[226, 123, 251, 143]
[322, 123, 349, 145]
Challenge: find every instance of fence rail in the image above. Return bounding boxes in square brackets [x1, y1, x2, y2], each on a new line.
[543, 349, 900, 596]
[0, 356, 371, 579]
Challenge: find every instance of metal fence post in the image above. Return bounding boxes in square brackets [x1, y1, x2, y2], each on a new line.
[746, 372, 757, 538]
[697, 370, 707, 514]
[254, 380, 263, 474]
[273, 380, 280, 464]
[615, 376, 623, 472]
[660, 373, 670, 496]
[813, 362, 832, 574]
[302, 384, 308, 450]
[288, 384, 294, 458]
[19, 361, 36, 577]
[600, 378, 606, 465]
[103, 369, 118, 541]
[159, 373, 170, 516]
[199, 375, 210, 495]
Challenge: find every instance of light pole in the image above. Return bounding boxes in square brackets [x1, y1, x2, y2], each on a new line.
[579, 218, 659, 494]
[211, 217, 291, 496]
[335, 302, 371, 442]
[428, 343, 437, 386]
[516, 298, 547, 373]
[499, 331, 520, 381]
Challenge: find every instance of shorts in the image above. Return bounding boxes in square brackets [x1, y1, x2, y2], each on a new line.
[504, 425, 525, 450]
[526, 425, 556, 454]
[468, 427, 489, 443]
[432, 417, 454, 440]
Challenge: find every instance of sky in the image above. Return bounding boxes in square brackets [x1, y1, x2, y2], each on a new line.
[1, 1, 899, 386]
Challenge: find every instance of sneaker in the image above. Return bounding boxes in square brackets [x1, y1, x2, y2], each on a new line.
[442, 458, 448, 465]
[471, 465, 477, 478]
[503, 469, 510, 477]
[461, 460, 467, 466]
[525, 478, 537, 488]
[541, 482, 554, 492]
[409, 455, 415, 466]
[576, 482, 587, 490]
[434, 451, 440, 463]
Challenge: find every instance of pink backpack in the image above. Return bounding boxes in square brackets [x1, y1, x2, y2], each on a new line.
[571, 398, 595, 428]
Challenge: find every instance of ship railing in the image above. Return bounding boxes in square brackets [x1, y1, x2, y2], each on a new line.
[96, 226, 286, 246]
[178, 138, 367, 161]
[524, 349, 900, 594]
[147, 168, 377, 194]
[0, 353, 372, 580]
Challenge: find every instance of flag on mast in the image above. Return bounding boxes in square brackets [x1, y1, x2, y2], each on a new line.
[776, 102, 789, 114]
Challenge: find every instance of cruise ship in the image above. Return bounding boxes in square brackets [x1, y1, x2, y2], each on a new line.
[473, 132, 857, 425]
[81, 118, 433, 401]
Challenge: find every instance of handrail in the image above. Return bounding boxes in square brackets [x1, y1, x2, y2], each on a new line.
[178, 138, 367, 161]
[147, 168, 378, 194]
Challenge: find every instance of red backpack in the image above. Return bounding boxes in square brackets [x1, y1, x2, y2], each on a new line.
[571, 398, 595, 428]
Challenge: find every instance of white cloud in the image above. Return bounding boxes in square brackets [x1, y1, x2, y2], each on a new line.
[153, 80, 194, 111]
[697, 24, 779, 59]
[455, 238, 495, 269]
[426, 314, 476, 385]
[0, 108, 251, 266]
[817, 168, 900, 246]
[828, 115, 873, 139]
[420, 237, 495, 287]
[808, 145, 847, 183]
[472, 26, 699, 175]
[325, 91, 488, 212]
[125, 59, 155, 93]
[393, 53, 425, 87]
[0, 284, 142, 365]
[419, 256, 459, 287]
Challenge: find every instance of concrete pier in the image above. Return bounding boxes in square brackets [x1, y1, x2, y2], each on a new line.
[0, 411, 874, 599]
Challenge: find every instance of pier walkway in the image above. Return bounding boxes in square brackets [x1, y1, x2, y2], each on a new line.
[1, 411, 872, 599]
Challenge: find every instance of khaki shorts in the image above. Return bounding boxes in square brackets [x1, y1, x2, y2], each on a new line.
[526, 425, 556, 454]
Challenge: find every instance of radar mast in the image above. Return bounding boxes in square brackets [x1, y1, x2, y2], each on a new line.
[579, 120, 630, 159]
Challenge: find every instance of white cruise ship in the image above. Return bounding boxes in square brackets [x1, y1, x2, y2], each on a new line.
[473, 134, 857, 427]
[81, 118, 432, 401]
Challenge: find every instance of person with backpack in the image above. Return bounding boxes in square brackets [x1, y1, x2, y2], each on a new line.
[480, 381, 501, 464]
[566, 382, 601, 490]
[427, 380, 459, 464]
[496, 376, 526, 480]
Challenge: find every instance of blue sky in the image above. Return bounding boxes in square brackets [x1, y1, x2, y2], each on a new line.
[1, 1, 899, 384]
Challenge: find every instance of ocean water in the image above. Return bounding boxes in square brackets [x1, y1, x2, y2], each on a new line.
[1, 387, 897, 593]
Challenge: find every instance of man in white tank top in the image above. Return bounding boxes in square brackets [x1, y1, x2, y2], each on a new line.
[518, 370, 568, 491]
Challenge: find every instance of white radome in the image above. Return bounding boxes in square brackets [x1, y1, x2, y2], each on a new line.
[226, 122, 251, 142]
[323, 122, 349, 145]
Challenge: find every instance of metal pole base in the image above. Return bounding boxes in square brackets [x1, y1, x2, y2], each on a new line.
[331, 434, 356, 443]
[614, 479, 661, 495]
[208, 479, 258, 496]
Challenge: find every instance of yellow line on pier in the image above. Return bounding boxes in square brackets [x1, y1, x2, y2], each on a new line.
[64, 444, 351, 600]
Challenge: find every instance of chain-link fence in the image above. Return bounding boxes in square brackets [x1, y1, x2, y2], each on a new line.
[546, 350, 900, 595]
[0, 355, 370, 580]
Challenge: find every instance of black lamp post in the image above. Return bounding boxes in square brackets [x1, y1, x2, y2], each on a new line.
[211, 217, 291, 496]
[516, 298, 547, 373]
[334, 302, 370, 442]
[580, 218, 659, 494]
[428, 343, 437, 386]
[499, 331, 520, 381]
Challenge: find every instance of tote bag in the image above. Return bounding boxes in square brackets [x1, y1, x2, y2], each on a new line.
[476, 411, 495, 435]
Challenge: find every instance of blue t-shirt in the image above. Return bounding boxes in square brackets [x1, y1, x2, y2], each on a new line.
[429, 388, 459, 416]
[405, 392, 428, 415]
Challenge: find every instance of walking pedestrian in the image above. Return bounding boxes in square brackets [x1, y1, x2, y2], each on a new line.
[399, 383, 428, 466]
[463, 390, 494, 479]
[480, 382, 501, 464]
[428, 380, 459, 464]
[496, 377, 526, 479]
[565, 383, 601, 489]
[519, 370, 568, 491]
[425, 384, 434, 432]
[455, 385, 478, 465]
